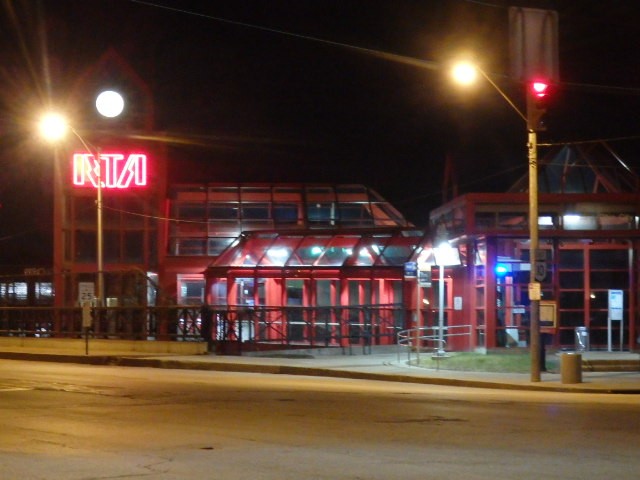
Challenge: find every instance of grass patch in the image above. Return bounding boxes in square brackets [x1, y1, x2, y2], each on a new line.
[415, 352, 559, 373]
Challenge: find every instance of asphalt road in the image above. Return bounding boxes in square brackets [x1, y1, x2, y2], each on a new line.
[1, 359, 638, 479]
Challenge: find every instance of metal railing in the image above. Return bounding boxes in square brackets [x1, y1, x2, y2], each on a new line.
[211, 304, 404, 354]
[0, 306, 205, 341]
[397, 324, 473, 364]
[0, 304, 407, 352]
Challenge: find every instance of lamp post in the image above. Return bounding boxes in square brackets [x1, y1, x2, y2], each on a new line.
[93, 90, 125, 307]
[451, 62, 544, 381]
[437, 260, 446, 357]
[39, 90, 124, 308]
[433, 240, 460, 357]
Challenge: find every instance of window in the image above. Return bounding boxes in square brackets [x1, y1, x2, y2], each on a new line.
[124, 231, 144, 262]
[0, 282, 28, 304]
[307, 202, 335, 225]
[241, 203, 270, 220]
[35, 282, 54, 305]
[178, 276, 205, 304]
[208, 204, 238, 220]
[274, 203, 299, 224]
[75, 230, 96, 262]
[559, 250, 584, 269]
[207, 237, 235, 256]
[175, 238, 206, 256]
[338, 204, 373, 226]
[175, 203, 206, 220]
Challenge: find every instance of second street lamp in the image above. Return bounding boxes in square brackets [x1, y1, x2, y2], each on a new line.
[93, 90, 125, 307]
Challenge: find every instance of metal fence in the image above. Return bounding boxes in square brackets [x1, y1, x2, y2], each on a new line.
[0, 304, 407, 350]
[211, 304, 405, 352]
[0, 306, 202, 341]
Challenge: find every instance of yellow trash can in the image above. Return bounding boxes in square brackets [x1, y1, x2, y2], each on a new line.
[561, 352, 582, 384]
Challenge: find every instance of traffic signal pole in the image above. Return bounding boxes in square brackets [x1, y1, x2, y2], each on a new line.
[472, 67, 547, 382]
[509, 5, 558, 382]
[528, 128, 541, 382]
[526, 83, 548, 382]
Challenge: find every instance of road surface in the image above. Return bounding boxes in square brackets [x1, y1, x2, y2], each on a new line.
[0, 360, 638, 479]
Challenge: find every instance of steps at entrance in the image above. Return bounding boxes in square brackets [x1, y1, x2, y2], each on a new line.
[582, 359, 640, 372]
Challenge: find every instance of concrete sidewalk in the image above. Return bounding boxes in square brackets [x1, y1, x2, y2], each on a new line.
[0, 346, 639, 394]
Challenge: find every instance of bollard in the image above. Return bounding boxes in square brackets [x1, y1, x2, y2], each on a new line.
[560, 352, 582, 384]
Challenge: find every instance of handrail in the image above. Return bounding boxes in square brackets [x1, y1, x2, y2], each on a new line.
[397, 324, 473, 364]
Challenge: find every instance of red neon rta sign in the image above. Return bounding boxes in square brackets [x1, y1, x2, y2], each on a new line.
[72, 152, 147, 189]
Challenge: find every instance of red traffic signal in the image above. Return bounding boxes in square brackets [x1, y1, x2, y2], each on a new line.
[527, 81, 551, 131]
[531, 81, 550, 98]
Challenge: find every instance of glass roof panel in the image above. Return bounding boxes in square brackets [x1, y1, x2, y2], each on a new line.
[258, 236, 302, 267]
[316, 236, 360, 266]
[376, 235, 420, 266]
[344, 235, 390, 266]
[288, 236, 332, 266]
[209, 229, 423, 268]
[229, 236, 276, 267]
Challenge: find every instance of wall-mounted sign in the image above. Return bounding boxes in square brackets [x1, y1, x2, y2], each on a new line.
[454, 296, 462, 311]
[418, 270, 432, 287]
[404, 261, 417, 279]
[73, 152, 147, 189]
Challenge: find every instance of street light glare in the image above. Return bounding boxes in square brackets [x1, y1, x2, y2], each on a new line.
[96, 90, 124, 118]
[39, 113, 68, 141]
[451, 62, 478, 86]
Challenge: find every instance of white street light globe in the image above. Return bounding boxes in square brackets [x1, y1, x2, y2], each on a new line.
[95, 90, 124, 118]
[451, 62, 478, 86]
[39, 113, 68, 141]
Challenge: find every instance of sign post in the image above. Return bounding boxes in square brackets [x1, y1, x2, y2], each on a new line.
[81, 301, 92, 355]
[608, 289, 624, 352]
[404, 262, 420, 362]
[79, 282, 95, 355]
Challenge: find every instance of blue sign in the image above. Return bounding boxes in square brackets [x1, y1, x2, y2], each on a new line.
[404, 262, 418, 279]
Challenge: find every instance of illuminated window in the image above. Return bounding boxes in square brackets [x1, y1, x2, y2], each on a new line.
[35, 282, 54, 305]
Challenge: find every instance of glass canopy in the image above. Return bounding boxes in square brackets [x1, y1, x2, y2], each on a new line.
[212, 230, 427, 268]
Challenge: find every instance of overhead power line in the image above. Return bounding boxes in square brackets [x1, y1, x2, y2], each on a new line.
[131, 1, 640, 96]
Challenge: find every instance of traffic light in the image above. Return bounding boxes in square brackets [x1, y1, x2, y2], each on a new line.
[526, 81, 550, 131]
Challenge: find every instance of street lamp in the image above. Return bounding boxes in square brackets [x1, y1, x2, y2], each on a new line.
[451, 62, 543, 381]
[39, 90, 125, 308]
[451, 61, 478, 86]
[95, 90, 125, 118]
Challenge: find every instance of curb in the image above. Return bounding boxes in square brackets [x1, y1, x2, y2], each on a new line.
[2, 352, 640, 394]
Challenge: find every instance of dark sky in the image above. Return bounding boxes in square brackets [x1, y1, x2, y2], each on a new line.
[2, 0, 640, 266]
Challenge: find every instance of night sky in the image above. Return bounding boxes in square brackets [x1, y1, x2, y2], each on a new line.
[1, 0, 640, 267]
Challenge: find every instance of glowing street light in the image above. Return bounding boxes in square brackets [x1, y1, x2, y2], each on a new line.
[451, 61, 478, 86]
[39, 113, 68, 142]
[95, 90, 125, 118]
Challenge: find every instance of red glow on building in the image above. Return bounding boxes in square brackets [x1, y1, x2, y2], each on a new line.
[72, 152, 148, 189]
